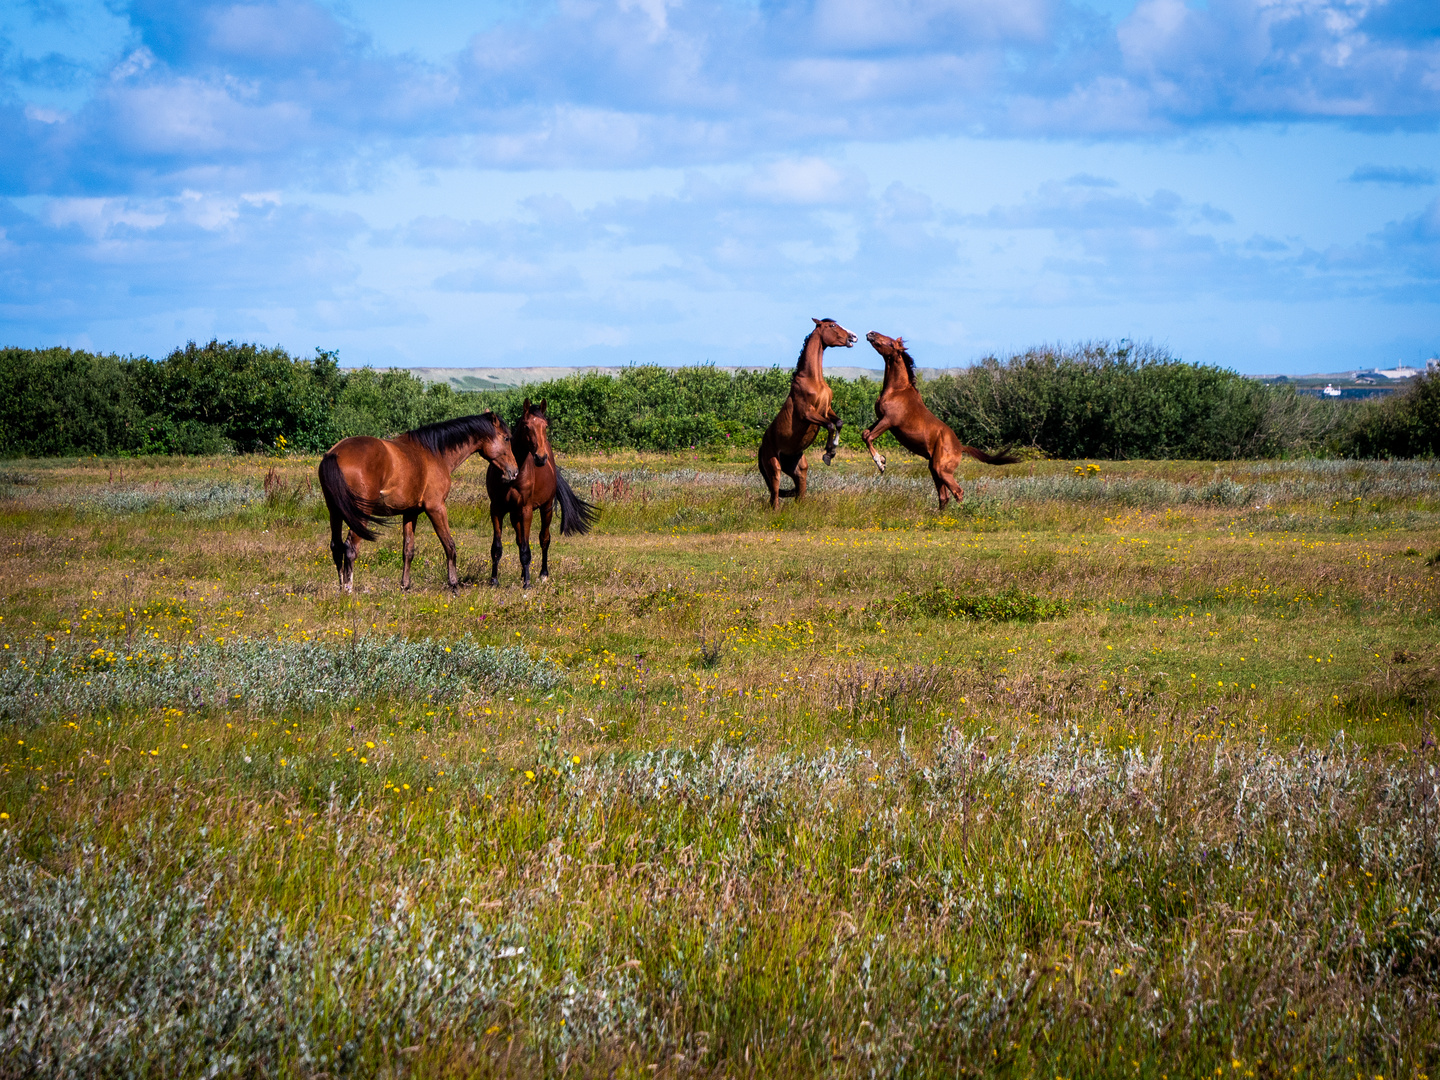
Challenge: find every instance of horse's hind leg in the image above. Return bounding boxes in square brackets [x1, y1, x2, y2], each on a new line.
[781, 452, 808, 501]
[400, 511, 419, 590]
[329, 510, 349, 591]
[931, 464, 964, 511]
[760, 452, 783, 510]
[343, 532, 360, 591]
[538, 500, 553, 582]
[489, 510, 504, 586]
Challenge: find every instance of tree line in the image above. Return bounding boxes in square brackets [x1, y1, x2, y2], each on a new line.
[1, 339, 1434, 459]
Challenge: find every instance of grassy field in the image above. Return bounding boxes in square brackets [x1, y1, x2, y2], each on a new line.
[1, 450, 1438, 1078]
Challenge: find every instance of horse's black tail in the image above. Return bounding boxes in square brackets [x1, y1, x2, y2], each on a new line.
[961, 445, 1022, 466]
[555, 470, 599, 536]
[318, 453, 383, 542]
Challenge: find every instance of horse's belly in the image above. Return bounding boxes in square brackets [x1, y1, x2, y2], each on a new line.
[895, 430, 931, 458]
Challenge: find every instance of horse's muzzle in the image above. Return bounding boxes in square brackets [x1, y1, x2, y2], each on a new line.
[846, 333, 858, 346]
[502, 468, 519, 482]
[533, 454, 548, 467]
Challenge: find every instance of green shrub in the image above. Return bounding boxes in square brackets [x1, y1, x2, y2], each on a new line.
[1339, 372, 1440, 458]
[330, 367, 463, 438]
[0, 347, 145, 456]
[132, 340, 343, 452]
[921, 342, 1341, 459]
[0, 338, 1422, 460]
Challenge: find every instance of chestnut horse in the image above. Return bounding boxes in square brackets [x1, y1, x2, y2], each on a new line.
[319, 413, 518, 592]
[488, 399, 597, 587]
[758, 318, 857, 509]
[862, 332, 1019, 509]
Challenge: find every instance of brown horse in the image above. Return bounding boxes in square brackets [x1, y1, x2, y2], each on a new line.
[488, 398, 598, 587]
[862, 332, 1019, 509]
[758, 318, 857, 509]
[319, 413, 518, 592]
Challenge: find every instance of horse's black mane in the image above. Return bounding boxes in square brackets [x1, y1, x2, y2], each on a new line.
[794, 319, 838, 374]
[896, 346, 916, 385]
[403, 412, 507, 455]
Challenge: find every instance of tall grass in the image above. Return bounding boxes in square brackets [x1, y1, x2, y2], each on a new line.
[0, 451, 1437, 1076]
[3, 733, 1435, 1076]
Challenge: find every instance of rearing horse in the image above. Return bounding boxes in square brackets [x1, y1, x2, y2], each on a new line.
[862, 332, 1019, 509]
[488, 398, 598, 588]
[758, 318, 857, 509]
[319, 413, 518, 592]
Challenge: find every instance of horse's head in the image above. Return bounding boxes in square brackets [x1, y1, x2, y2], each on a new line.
[520, 398, 552, 467]
[482, 412, 519, 481]
[813, 318, 858, 349]
[866, 332, 914, 381]
[866, 330, 901, 356]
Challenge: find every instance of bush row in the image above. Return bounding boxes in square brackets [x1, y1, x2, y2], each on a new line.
[1, 339, 1435, 459]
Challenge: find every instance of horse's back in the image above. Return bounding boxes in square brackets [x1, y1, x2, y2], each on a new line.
[328, 435, 432, 510]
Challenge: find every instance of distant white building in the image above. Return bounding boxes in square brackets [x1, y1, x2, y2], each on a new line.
[1376, 365, 1423, 380]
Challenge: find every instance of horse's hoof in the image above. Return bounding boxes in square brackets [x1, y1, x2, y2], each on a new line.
[822, 452, 834, 465]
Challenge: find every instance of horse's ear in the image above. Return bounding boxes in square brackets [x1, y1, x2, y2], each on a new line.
[812, 318, 822, 326]
[895, 337, 904, 350]
[523, 397, 532, 413]
[538, 398, 547, 415]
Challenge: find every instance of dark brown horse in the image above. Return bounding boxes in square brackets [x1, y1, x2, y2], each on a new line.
[319, 413, 518, 592]
[758, 318, 857, 509]
[862, 332, 1019, 509]
[488, 398, 597, 587]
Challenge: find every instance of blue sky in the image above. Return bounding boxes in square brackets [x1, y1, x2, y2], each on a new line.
[1, 0, 1437, 374]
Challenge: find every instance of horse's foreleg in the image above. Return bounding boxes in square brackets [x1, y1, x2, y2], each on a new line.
[538, 501, 553, 582]
[426, 504, 460, 589]
[400, 511, 419, 590]
[489, 511, 504, 586]
[861, 415, 894, 474]
[822, 413, 843, 465]
[515, 506, 535, 589]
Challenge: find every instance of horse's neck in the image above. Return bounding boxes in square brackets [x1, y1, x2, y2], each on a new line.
[444, 439, 481, 474]
[883, 356, 913, 393]
[796, 332, 825, 381]
[514, 430, 545, 464]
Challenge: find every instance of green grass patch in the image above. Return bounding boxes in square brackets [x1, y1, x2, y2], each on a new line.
[889, 585, 1071, 622]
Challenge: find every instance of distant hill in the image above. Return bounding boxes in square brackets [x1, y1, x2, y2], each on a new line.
[390, 364, 956, 390]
